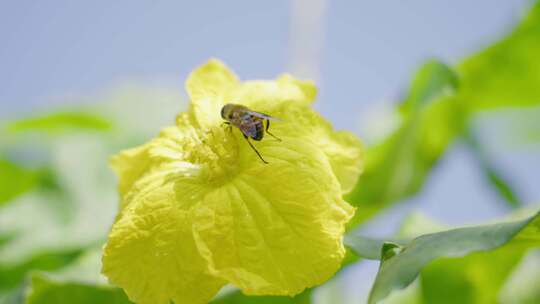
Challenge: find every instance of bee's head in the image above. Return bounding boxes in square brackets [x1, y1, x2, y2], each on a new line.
[221, 104, 234, 120]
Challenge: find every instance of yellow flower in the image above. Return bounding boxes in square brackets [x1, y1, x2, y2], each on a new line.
[102, 59, 363, 304]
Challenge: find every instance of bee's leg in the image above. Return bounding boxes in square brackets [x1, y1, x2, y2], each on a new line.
[243, 134, 269, 164]
[265, 120, 281, 141]
[221, 121, 232, 133]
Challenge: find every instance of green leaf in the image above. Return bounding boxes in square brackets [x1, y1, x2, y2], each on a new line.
[0, 190, 105, 290]
[495, 106, 540, 145]
[0, 87, 186, 302]
[409, 211, 537, 304]
[24, 249, 132, 304]
[485, 170, 522, 207]
[420, 243, 531, 304]
[400, 60, 459, 113]
[0, 283, 26, 304]
[346, 61, 465, 226]
[380, 242, 404, 261]
[210, 289, 312, 304]
[347, 1, 540, 228]
[463, 129, 522, 208]
[379, 280, 422, 304]
[0, 249, 83, 292]
[367, 209, 540, 304]
[459, 1, 540, 110]
[4, 111, 113, 134]
[25, 274, 131, 304]
[0, 188, 84, 292]
[499, 249, 540, 303]
[396, 212, 449, 238]
[344, 236, 407, 261]
[0, 159, 41, 206]
[387, 211, 540, 304]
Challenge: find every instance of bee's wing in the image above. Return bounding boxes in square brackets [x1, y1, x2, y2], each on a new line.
[248, 111, 282, 121]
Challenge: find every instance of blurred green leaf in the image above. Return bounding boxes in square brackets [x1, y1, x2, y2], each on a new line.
[0, 283, 26, 304]
[367, 209, 540, 304]
[26, 275, 131, 304]
[346, 61, 465, 226]
[0, 159, 41, 206]
[400, 59, 459, 113]
[24, 249, 132, 304]
[347, 1, 540, 228]
[0, 87, 186, 303]
[459, 1, 540, 110]
[0, 188, 90, 292]
[471, 106, 540, 147]
[0, 249, 83, 292]
[210, 289, 311, 304]
[0, 137, 115, 293]
[463, 129, 522, 208]
[501, 106, 540, 144]
[499, 249, 540, 303]
[379, 280, 422, 304]
[4, 111, 113, 134]
[485, 170, 522, 207]
[420, 242, 531, 304]
[396, 212, 449, 238]
[0, 190, 103, 267]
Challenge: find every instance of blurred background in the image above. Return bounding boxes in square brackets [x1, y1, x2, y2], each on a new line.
[1, 1, 539, 303]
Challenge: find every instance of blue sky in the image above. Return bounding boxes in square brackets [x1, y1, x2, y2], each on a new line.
[1, 0, 536, 243]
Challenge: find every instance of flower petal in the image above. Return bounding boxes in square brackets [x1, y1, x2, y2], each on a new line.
[230, 76, 316, 111]
[110, 125, 200, 209]
[221, 79, 364, 194]
[317, 129, 364, 194]
[102, 166, 225, 304]
[110, 143, 153, 199]
[277, 74, 317, 104]
[186, 59, 240, 128]
[191, 137, 355, 296]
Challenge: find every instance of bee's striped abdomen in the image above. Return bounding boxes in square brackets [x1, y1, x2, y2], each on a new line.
[252, 121, 264, 141]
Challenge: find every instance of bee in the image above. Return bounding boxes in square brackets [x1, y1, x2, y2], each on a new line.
[221, 103, 281, 164]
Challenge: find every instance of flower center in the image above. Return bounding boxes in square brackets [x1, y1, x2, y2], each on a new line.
[182, 124, 240, 182]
